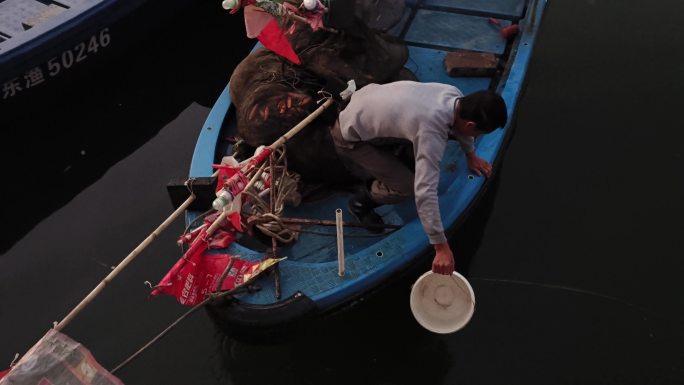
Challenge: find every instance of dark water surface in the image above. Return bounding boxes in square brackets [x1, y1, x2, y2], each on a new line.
[2, 1, 684, 384]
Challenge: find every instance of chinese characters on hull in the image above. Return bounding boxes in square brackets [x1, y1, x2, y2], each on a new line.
[2, 28, 112, 99]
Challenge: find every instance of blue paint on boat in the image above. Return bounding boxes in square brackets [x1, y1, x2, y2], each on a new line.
[189, 0, 546, 336]
[406, 10, 510, 53]
[423, 0, 526, 19]
[190, 83, 232, 178]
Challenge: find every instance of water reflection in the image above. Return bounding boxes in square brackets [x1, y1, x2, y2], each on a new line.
[210, 174, 502, 385]
[0, 1, 252, 253]
[216, 276, 453, 385]
[3, 0, 684, 383]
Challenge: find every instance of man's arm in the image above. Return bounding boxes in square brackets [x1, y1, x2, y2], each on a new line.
[455, 134, 492, 177]
[413, 131, 454, 275]
[432, 242, 455, 275]
[414, 135, 454, 275]
[466, 151, 492, 178]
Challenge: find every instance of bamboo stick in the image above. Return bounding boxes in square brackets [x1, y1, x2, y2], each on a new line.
[54, 172, 218, 331]
[271, 98, 334, 149]
[56, 95, 337, 331]
[204, 97, 335, 237]
[269, 153, 282, 300]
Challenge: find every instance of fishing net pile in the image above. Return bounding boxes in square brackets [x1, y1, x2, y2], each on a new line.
[228, 0, 415, 186]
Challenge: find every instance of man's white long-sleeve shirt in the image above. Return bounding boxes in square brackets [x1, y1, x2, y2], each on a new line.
[338, 81, 472, 244]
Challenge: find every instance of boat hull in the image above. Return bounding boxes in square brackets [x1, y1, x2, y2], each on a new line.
[188, 0, 547, 339]
[0, 0, 193, 106]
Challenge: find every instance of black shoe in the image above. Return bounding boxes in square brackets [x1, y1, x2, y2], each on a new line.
[348, 191, 385, 234]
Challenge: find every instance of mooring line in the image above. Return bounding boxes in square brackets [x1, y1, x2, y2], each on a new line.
[109, 286, 249, 374]
[471, 277, 657, 318]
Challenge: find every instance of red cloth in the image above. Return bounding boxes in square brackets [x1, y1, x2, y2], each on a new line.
[152, 211, 280, 306]
[151, 244, 274, 306]
[244, 5, 273, 38]
[152, 217, 243, 306]
[258, 18, 301, 65]
[177, 212, 241, 247]
[0, 369, 9, 379]
[151, 229, 215, 306]
[213, 163, 242, 194]
[211, 163, 246, 231]
[154, 150, 280, 306]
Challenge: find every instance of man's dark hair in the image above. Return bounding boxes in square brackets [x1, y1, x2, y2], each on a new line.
[458, 90, 508, 133]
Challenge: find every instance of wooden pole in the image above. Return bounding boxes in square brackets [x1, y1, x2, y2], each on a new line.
[204, 97, 335, 238]
[271, 98, 334, 149]
[55, 96, 336, 331]
[270, 153, 282, 300]
[55, 172, 217, 331]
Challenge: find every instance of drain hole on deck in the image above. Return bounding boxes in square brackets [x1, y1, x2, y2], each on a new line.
[467, 175, 475, 180]
[376, 251, 384, 257]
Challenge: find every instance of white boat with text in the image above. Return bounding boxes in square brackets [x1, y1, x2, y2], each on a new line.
[0, 0, 193, 105]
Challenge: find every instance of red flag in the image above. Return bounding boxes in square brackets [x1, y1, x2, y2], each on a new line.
[151, 249, 237, 306]
[151, 223, 236, 306]
[244, 4, 273, 38]
[151, 242, 280, 306]
[213, 162, 242, 194]
[212, 162, 247, 231]
[258, 18, 301, 65]
[152, 155, 283, 306]
[151, 212, 280, 306]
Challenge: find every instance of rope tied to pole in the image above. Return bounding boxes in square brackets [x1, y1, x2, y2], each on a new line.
[32, 83, 352, 375]
[243, 146, 302, 244]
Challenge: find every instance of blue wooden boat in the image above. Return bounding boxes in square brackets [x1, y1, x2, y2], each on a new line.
[186, 0, 546, 338]
[0, 0, 192, 104]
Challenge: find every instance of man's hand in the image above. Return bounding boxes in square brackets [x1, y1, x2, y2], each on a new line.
[432, 242, 455, 275]
[466, 152, 492, 177]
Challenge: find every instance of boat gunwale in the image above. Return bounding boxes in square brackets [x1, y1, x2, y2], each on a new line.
[187, 0, 547, 312]
[1, 0, 119, 62]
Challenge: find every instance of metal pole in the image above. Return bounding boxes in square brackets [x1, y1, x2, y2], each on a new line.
[279, 217, 401, 229]
[336, 209, 345, 277]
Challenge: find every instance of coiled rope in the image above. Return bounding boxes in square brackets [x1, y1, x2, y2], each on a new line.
[244, 147, 302, 243]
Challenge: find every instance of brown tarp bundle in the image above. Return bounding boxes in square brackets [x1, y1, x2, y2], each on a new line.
[229, 0, 414, 186]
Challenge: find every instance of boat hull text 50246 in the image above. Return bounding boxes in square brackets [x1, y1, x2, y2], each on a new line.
[0, 0, 193, 105]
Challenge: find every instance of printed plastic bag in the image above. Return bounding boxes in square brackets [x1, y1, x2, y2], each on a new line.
[0, 329, 123, 385]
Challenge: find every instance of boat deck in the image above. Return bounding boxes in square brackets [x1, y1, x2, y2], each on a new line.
[0, 0, 93, 53]
[191, 0, 544, 307]
[275, 0, 528, 263]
